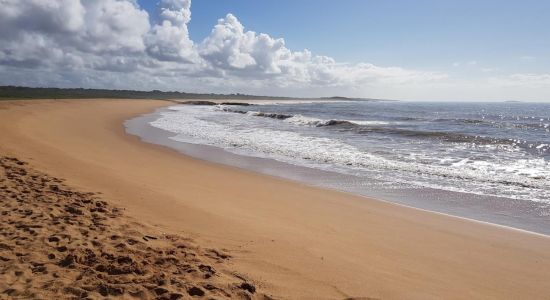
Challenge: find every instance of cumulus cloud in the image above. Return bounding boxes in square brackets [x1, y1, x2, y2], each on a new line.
[79, 0, 150, 53]
[1, 0, 546, 100]
[198, 14, 445, 90]
[145, 0, 198, 62]
[0, 0, 85, 35]
[200, 14, 286, 72]
[0, 0, 446, 97]
[0, 0, 150, 72]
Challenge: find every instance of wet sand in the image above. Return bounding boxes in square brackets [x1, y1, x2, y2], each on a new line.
[1, 99, 550, 299]
[126, 107, 550, 235]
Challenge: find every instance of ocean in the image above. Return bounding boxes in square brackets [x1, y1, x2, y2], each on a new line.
[126, 100, 550, 235]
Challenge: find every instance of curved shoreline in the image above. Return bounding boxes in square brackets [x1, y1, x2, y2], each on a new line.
[128, 107, 550, 239]
[1, 99, 550, 299]
[127, 104, 550, 236]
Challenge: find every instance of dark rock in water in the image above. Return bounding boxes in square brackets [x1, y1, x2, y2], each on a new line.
[256, 112, 292, 119]
[181, 100, 217, 106]
[220, 102, 252, 106]
[225, 109, 247, 114]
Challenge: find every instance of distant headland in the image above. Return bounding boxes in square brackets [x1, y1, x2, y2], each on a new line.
[0, 86, 386, 102]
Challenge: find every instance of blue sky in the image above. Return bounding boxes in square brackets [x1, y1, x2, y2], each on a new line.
[1, 0, 549, 100]
[139, 0, 550, 75]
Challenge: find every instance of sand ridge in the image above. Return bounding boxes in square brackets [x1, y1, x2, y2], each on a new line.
[0, 156, 271, 299]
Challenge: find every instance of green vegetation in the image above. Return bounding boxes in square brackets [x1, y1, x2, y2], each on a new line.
[0, 86, 294, 101]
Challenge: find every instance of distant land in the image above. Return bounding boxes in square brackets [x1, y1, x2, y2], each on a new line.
[0, 86, 293, 101]
[321, 96, 392, 101]
[0, 86, 382, 101]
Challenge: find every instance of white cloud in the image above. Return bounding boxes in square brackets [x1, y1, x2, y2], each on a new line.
[80, 0, 150, 53]
[145, 0, 198, 62]
[197, 14, 445, 91]
[200, 14, 270, 70]
[0, 0, 548, 101]
[0, 0, 85, 35]
[159, 0, 192, 25]
[0, 0, 150, 71]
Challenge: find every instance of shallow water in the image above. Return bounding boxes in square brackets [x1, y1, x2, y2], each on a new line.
[126, 101, 550, 235]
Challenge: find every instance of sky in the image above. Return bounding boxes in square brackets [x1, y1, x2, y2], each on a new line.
[0, 0, 549, 101]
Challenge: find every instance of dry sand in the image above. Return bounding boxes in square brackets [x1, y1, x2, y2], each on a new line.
[0, 155, 266, 299]
[0, 99, 549, 299]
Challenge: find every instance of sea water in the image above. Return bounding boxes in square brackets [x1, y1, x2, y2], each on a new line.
[126, 100, 550, 234]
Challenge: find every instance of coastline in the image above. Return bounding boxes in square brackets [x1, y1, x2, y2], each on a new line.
[1, 99, 550, 299]
[126, 105, 550, 236]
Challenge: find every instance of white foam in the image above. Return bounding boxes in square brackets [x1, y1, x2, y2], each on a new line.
[284, 114, 327, 126]
[284, 115, 390, 127]
[350, 120, 391, 126]
[150, 105, 550, 203]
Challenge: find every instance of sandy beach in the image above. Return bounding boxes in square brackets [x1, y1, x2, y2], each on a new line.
[1, 99, 550, 299]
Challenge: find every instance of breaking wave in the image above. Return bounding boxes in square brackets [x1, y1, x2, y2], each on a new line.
[219, 106, 550, 153]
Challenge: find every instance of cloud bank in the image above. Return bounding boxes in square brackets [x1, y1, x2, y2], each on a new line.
[0, 0, 548, 100]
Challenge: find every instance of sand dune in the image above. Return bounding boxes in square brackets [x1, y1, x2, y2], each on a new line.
[0, 99, 549, 299]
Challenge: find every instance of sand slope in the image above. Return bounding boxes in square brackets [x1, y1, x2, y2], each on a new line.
[0, 155, 269, 299]
[0, 99, 549, 299]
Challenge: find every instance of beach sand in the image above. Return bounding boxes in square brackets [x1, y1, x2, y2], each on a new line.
[0, 155, 266, 299]
[0, 99, 549, 299]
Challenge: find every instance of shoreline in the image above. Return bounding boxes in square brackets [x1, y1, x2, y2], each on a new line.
[127, 104, 550, 236]
[1, 99, 550, 299]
